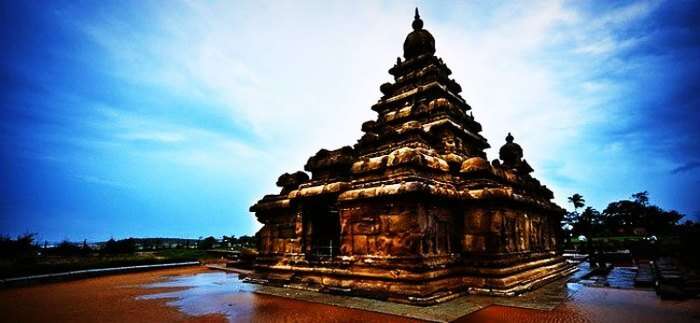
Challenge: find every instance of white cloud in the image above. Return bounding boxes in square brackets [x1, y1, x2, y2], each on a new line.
[118, 131, 186, 143]
[74, 174, 128, 189]
[73, 0, 672, 222]
[596, 0, 660, 26]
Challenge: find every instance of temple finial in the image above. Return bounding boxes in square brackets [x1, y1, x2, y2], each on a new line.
[412, 8, 424, 30]
[506, 132, 514, 143]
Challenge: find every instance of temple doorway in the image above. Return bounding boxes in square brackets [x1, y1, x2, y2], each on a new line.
[304, 201, 340, 258]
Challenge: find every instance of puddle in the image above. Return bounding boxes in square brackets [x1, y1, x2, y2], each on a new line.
[138, 272, 258, 321]
[136, 272, 415, 322]
[565, 282, 585, 294]
[578, 266, 638, 289]
[606, 267, 637, 289]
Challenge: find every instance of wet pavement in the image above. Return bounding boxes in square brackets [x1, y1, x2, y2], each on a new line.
[135, 264, 700, 322]
[578, 266, 639, 289]
[139, 271, 584, 321]
[3, 265, 698, 322]
[458, 284, 700, 323]
[138, 272, 257, 320]
[138, 271, 419, 322]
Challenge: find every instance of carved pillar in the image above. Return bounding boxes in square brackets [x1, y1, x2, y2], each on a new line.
[293, 207, 304, 255]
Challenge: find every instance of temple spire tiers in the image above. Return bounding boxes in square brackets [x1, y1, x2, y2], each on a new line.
[403, 8, 435, 60]
[366, 9, 487, 164]
[249, 9, 573, 306]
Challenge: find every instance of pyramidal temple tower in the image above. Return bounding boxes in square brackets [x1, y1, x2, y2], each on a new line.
[249, 9, 575, 305]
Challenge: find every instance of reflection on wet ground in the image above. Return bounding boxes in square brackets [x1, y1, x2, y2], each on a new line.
[138, 272, 420, 322]
[580, 266, 638, 289]
[459, 284, 700, 323]
[139, 272, 256, 320]
[137, 268, 700, 323]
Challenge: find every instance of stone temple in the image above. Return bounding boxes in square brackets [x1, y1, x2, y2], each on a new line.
[249, 9, 575, 305]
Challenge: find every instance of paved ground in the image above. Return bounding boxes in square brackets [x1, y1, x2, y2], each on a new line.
[3, 264, 699, 322]
[232, 263, 592, 322]
[253, 276, 580, 322]
[248, 263, 700, 323]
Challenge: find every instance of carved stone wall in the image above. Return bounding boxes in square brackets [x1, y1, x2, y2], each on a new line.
[340, 199, 421, 257]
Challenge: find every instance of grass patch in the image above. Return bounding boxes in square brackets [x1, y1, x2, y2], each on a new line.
[0, 249, 216, 279]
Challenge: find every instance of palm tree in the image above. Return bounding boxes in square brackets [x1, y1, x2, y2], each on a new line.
[568, 193, 585, 211]
[562, 194, 585, 247]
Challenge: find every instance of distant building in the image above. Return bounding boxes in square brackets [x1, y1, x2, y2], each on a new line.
[249, 9, 574, 304]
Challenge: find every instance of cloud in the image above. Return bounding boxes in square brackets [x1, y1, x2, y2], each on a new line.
[3, 0, 698, 240]
[671, 161, 700, 174]
[73, 174, 128, 189]
[118, 131, 185, 143]
[70, 0, 685, 209]
[598, 0, 660, 26]
[89, 106, 267, 172]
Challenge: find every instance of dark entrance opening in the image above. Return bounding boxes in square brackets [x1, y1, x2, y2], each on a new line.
[304, 200, 340, 259]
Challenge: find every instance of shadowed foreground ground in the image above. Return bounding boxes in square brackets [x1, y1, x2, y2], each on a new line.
[1, 266, 698, 323]
[0, 266, 418, 323]
[455, 287, 700, 323]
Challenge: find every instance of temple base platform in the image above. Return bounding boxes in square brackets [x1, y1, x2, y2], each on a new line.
[245, 254, 577, 306]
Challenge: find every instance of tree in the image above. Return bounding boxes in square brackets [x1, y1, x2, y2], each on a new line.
[640, 205, 683, 234]
[567, 193, 585, 211]
[222, 235, 237, 249]
[198, 236, 218, 250]
[603, 192, 683, 235]
[602, 200, 641, 234]
[238, 235, 255, 247]
[0, 233, 39, 258]
[102, 238, 137, 254]
[572, 207, 603, 238]
[54, 240, 84, 256]
[562, 194, 585, 245]
[632, 191, 649, 206]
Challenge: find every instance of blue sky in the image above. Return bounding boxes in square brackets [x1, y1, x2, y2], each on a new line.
[1, 1, 699, 242]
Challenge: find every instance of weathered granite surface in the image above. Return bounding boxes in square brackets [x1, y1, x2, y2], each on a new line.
[248, 8, 574, 305]
[252, 276, 582, 322]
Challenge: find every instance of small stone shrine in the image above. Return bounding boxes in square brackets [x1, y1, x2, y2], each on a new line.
[248, 9, 575, 305]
